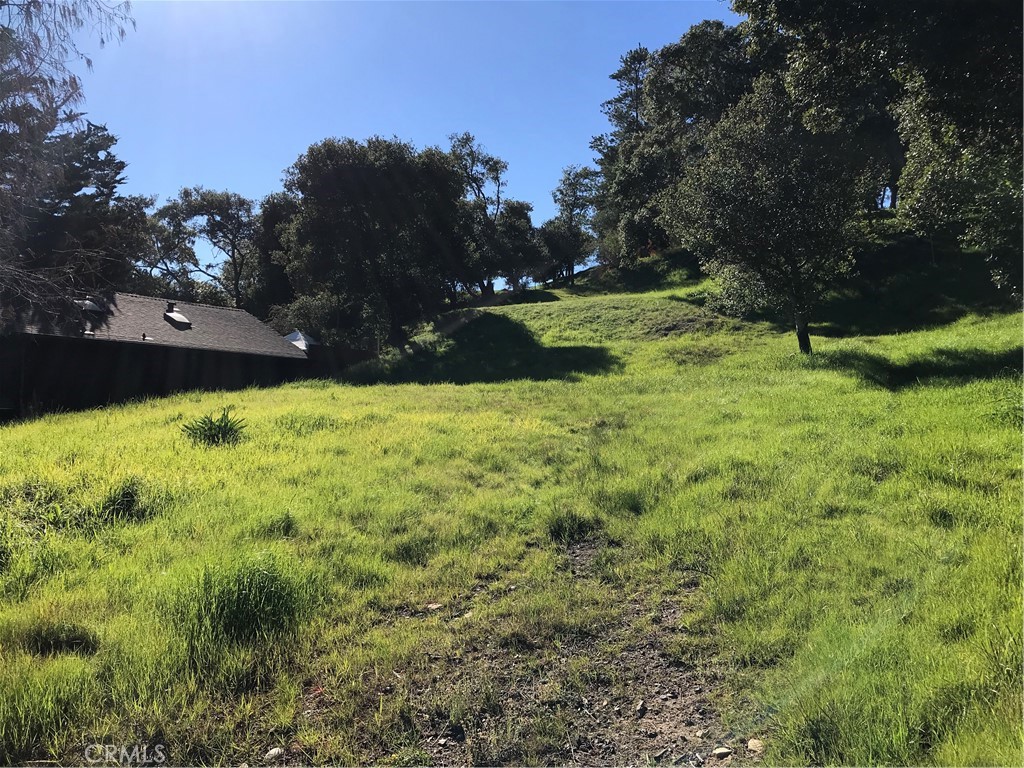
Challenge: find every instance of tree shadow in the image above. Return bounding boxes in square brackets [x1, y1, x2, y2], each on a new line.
[706, 250, 1017, 337]
[544, 251, 702, 297]
[814, 345, 1022, 391]
[815, 251, 1017, 337]
[500, 290, 561, 305]
[346, 312, 620, 385]
[664, 293, 709, 308]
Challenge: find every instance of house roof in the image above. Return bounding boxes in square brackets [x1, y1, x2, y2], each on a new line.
[284, 329, 319, 351]
[18, 293, 307, 359]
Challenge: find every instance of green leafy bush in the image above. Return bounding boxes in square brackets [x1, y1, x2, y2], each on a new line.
[181, 407, 246, 447]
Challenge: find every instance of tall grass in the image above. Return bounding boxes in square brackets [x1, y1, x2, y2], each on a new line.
[0, 264, 1019, 764]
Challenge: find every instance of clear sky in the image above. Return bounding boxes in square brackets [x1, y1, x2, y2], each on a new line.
[74, 0, 741, 224]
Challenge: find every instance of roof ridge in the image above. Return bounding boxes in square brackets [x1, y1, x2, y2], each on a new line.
[114, 292, 249, 312]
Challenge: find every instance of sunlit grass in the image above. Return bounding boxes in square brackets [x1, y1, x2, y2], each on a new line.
[0, 272, 1020, 765]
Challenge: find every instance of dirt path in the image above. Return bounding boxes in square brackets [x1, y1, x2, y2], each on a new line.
[384, 540, 763, 767]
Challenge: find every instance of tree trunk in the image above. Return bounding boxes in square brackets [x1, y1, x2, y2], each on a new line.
[795, 313, 812, 354]
[566, 261, 575, 285]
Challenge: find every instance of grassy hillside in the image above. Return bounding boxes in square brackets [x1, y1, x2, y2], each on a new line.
[1, 258, 1021, 765]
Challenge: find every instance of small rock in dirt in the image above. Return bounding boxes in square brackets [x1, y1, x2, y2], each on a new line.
[635, 699, 648, 717]
[426, 602, 442, 611]
[437, 737, 448, 746]
[747, 739, 764, 754]
[695, 729, 705, 738]
[712, 747, 733, 760]
[264, 747, 285, 763]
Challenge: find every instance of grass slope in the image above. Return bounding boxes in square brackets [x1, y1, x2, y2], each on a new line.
[1, 259, 1021, 765]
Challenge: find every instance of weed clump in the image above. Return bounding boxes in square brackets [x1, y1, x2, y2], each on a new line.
[0, 519, 13, 574]
[181, 407, 246, 447]
[173, 554, 311, 672]
[275, 412, 340, 437]
[2, 476, 163, 532]
[989, 381, 1023, 428]
[2, 607, 99, 656]
[545, 506, 600, 544]
[22, 619, 99, 656]
[253, 510, 299, 539]
[384, 531, 436, 566]
[96, 476, 156, 524]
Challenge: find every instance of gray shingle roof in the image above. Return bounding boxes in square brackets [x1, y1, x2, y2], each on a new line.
[21, 293, 307, 359]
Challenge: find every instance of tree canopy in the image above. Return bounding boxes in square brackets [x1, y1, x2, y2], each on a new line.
[1, 0, 134, 328]
[663, 77, 869, 353]
[4, 0, 1018, 356]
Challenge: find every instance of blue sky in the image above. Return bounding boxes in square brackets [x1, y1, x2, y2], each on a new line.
[76, 0, 740, 224]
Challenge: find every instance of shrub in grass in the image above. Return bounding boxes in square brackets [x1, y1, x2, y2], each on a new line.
[252, 509, 299, 539]
[0, 520, 12, 574]
[174, 554, 311, 674]
[181, 407, 246, 447]
[21, 619, 99, 656]
[545, 505, 600, 545]
[94, 476, 159, 525]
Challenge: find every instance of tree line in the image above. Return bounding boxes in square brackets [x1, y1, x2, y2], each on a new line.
[589, 0, 1021, 351]
[2, 1, 1020, 354]
[1, 3, 599, 349]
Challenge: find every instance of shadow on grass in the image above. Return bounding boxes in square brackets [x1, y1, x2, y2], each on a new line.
[694, 250, 1016, 337]
[346, 313, 620, 385]
[545, 251, 703, 298]
[817, 249, 1021, 337]
[664, 293, 709, 308]
[500, 290, 561, 305]
[815, 346, 1023, 391]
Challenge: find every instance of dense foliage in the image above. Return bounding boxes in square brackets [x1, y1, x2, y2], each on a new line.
[0, 0, 134, 329]
[6, 1, 1017, 356]
[590, 1, 1022, 351]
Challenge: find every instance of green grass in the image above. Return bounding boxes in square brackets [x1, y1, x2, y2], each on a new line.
[0, 258, 1021, 765]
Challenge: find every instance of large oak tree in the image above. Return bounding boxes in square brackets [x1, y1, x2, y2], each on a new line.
[661, 77, 870, 353]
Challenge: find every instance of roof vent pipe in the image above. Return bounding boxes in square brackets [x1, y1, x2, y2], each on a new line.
[166, 301, 176, 312]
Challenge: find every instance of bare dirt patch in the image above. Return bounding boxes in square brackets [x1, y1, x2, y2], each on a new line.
[346, 540, 764, 767]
